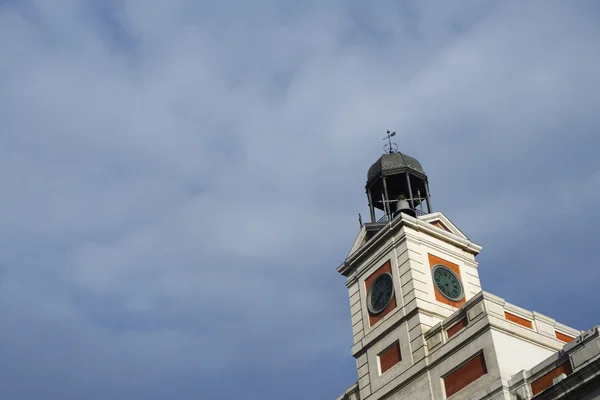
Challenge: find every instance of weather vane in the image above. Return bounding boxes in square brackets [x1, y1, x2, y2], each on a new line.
[383, 130, 398, 154]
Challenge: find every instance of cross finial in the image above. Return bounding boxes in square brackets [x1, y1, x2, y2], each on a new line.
[383, 130, 398, 154]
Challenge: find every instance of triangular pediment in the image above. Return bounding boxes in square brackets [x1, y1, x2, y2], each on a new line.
[344, 212, 472, 266]
[347, 225, 367, 259]
[418, 212, 469, 240]
[346, 222, 388, 259]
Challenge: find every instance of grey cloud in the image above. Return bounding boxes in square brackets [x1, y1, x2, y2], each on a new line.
[0, 0, 599, 399]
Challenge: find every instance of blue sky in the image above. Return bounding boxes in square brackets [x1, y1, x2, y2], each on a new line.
[1, 1, 599, 399]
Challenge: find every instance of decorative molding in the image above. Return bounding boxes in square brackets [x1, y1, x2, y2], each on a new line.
[418, 211, 469, 240]
[345, 240, 399, 287]
[338, 212, 482, 276]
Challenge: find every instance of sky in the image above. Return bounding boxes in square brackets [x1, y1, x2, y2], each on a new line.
[0, 0, 599, 399]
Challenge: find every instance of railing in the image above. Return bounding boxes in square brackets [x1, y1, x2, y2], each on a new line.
[377, 208, 424, 223]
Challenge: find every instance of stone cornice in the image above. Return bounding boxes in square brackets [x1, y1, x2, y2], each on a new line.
[337, 213, 482, 277]
[425, 291, 579, 350]
[335, 382, 359, 400]
[531, 358, 600, 400]
[506, 326, 600, 399]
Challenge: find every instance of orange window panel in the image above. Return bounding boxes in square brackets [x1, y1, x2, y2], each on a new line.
[447, 318, 468, 339]
[555, 331, 574, 343]
[505, 312, 533, 329]
[531, 361, 573, 395]
[379, 341, 401, 374]
[444, 353, 487, 398]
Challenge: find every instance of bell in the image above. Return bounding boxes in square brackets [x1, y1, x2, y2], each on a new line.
[394, 198, 416, 218]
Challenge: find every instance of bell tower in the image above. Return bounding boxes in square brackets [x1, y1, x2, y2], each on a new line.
[365, 131, 432, 222]
[335, 136, 587, 400]
[338, 140, 484, 399]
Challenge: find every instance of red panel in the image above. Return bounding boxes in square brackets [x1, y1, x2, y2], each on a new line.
[365, 261, 396, 326]
[555, 331, 574, 343]
[444, 353, 487, 397]
[504, 312, 533, 329]
[531, 361, 573, 395]
[379, 341, 401, 374]
[447, 318, 468, 339]
[431, 220, 451, 232]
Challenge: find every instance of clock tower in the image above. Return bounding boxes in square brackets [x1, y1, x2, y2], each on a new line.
[335, 144, 600, 400]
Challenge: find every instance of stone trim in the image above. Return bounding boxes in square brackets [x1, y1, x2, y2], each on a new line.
[425, 291, 579, 351]
[531, 357, 600, 400]
[505, 326, 600, 398]
[338, 212, 482, 276]
[336, 381, 360, 400]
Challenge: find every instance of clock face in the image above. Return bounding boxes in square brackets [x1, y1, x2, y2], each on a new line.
[367, 273, 394, 315]
[432, 265, 464, 301]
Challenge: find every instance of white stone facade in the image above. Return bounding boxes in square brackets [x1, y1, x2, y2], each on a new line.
[336, 212, 599, 400]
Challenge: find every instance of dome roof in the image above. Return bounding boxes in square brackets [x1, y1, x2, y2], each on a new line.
[367, 152, 424, 182]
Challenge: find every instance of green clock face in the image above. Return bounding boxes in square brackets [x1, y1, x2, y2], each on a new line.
[367, 273, 394, 315]
[432, 265, 464, 301]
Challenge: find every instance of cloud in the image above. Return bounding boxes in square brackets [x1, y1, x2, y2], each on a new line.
[1, 0, 599, 398]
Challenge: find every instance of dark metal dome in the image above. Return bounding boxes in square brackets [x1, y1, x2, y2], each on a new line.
[367, 152, 424, 182]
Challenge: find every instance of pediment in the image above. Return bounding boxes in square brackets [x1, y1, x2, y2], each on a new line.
[346, 212, 469, 260]
[346, 222, 388, 259]
[418, 212, 469, 240]
[347, 225, 367, 259]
